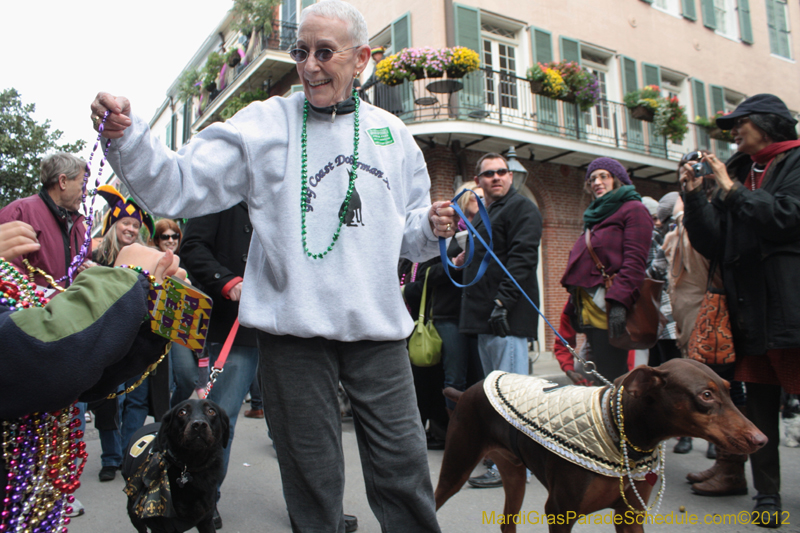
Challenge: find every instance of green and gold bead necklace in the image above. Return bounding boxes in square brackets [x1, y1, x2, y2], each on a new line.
[300, 89, 360, 259]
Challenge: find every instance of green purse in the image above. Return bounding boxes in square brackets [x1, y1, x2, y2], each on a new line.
[407, 267, 443, 367]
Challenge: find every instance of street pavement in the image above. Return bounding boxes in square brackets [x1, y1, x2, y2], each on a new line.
[68, 355, 800, 533]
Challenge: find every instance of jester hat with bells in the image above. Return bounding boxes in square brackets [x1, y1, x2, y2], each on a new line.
[96, 185, 155, 237]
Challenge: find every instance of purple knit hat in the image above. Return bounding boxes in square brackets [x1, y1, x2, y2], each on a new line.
[585, 157, 632, 185]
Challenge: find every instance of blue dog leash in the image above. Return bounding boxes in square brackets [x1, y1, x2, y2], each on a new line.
[438, 189, 612, 386]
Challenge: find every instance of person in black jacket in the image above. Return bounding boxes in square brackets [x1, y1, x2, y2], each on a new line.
[458, 153, 542, 374]
[456, 153, 542, 489]
[178, 202, 257, 528]
[681, 93, 800, 527]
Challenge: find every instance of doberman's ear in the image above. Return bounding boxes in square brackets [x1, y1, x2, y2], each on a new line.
[623, 365, 666, 398]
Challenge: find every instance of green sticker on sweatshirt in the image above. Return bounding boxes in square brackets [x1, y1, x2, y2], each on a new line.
[367, 127, 394, 146]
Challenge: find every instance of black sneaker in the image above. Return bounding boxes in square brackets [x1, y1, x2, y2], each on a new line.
[706, 442, 717, 459]
[98, 465, 118, 482]
[673, 437, 693, 454]
[753, 493, 781, 528]
[213, 506, 222, 529]
[468, 468, 502, 488]
[344, 514, 358, 532]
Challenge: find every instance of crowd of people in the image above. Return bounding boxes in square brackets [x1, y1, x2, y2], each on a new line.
[1, 0, 798, 530]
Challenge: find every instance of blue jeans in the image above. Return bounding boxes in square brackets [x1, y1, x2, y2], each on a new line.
[206, 343, 260, 485]
[99, 427, 123, 467]
[477, 334, 529, 376]
[435, 320, 483, 410]
[120, 374, 150, 451]
[169, 344, 198, 408]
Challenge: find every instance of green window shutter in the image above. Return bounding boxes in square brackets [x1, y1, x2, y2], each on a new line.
[621, 56, 638, 95]
[165, 118, 174, 151]
[301, 0, 314, 9]
[738, 0, 753, 43]
[775, 1, 792, 58]
[530, 27, 553, 64]
[182, 104, 192, 144]
[710, 85, 726, 115]
[682, 0, 697, 21]
[559, 37, 581, 65]
[693, 79, 710, 149]
[391, 12, 412, 52]
[643, 63, 661, 88]
[700, 0, 716, 29]
[453, 4, 480, 53]
[692, 79, 708, 118]
[290, 84, 304, 94]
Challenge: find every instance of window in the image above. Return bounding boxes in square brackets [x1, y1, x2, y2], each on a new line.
[653, 0, 681, 16]
[766, 0, 792, 58]
[282, 0, 297, 24]
[580, 44, 617, 143]
[481, 22, 519, 110]
[714, 0, 741, 38]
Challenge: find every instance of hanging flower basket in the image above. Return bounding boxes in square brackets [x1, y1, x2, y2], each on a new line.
[529, 79, 544, 94]
[696, 112, 735, 143]
[526, 61, 600, 111]
[409, 67, 426, 81]
[561, 93, 577, 104]
[631, 104, 655, 122]
[377, 46, 479, 86]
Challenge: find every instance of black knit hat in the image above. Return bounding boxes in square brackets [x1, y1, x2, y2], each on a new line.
[716, 94, 797, 130]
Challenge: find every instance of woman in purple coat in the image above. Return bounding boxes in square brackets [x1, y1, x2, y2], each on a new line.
[561, 157, 653, 382]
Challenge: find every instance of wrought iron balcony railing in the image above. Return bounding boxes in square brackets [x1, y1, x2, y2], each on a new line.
[360, 67, 735, 165]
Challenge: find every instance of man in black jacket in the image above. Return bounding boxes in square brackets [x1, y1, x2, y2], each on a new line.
[458, 153, 542, 488]
[179, 202, 258, 529]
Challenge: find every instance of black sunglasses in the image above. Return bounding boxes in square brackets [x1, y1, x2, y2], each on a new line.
[289, 46, 358, 63]
[478, 168, 510, 179]
[158, 233, 179, 241]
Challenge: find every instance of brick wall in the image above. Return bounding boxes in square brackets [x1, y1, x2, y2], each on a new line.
[422, 146, 678, 351]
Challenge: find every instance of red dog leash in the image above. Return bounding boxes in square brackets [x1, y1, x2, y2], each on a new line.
[204, 318, 239, 397]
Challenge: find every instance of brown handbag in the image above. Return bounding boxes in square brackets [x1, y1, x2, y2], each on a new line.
[688, 262, 735, 365]
[585, 230, 666, 350]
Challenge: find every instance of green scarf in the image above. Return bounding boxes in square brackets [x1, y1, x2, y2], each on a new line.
[583, 185, 642, 229]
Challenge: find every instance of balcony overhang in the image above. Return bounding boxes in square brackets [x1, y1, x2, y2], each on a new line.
[408, 120, 679, 182]
[193, 51, 295, 131]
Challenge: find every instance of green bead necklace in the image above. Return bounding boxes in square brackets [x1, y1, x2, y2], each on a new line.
[300, 89, 360, 259]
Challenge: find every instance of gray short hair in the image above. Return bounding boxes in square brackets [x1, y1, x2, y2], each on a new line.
[299, 0, 368, 46]
[40, 153, 86, 189]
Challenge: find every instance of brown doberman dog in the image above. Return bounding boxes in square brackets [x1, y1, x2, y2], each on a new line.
[435, 359, 767, 532]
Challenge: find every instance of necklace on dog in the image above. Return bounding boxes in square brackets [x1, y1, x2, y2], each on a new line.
[1, 404, 88, 533]
[614, 385, 666, 516]
[299, 89, 360, 259]
[176, 466, 193, 488]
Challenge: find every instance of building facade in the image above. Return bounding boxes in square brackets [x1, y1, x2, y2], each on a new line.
[131, 0, 799, 355]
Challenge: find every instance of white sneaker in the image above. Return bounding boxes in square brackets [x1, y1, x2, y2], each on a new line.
[66, 498, 85, 518]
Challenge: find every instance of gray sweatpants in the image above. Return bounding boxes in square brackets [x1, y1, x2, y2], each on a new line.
[257, 332, 441, 533]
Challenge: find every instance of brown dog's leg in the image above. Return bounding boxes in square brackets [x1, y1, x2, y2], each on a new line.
[490, 449, 527, 533]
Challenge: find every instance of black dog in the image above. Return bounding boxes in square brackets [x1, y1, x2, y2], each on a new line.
[122, 399, 230, 533]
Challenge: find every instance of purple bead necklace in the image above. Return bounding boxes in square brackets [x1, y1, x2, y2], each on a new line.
[51, 112, 112, 288]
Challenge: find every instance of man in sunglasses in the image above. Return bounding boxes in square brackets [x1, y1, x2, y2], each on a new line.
[458, 152, 543, 488]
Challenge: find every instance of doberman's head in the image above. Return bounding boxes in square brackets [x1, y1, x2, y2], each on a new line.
[614, 359, 767, 455]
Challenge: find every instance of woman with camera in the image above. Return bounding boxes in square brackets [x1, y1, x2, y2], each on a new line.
[681, 93, 800, 527]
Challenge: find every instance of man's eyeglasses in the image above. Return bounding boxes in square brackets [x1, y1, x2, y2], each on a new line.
[158, 233, 179, 241]
[289, 46, 358, 63]
[478, 168, 510, 179]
